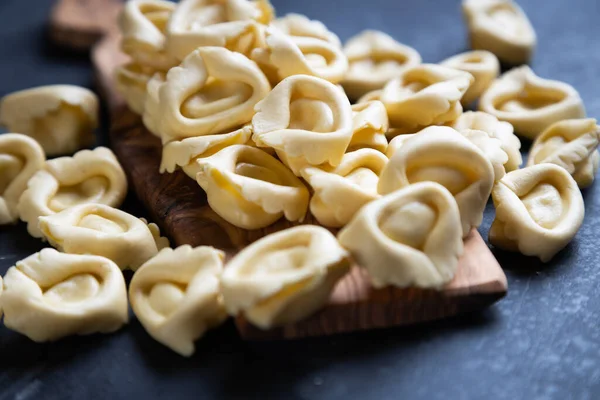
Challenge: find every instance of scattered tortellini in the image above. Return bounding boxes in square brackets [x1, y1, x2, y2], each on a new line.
[129, 245, 227, 356]
[38, 204, 169, 271]
[272, 13, 341, 47]
[452, 111, 522, 171]
[462, 0, 536, 65]
[0, 134, 45, 225]
[349, 101, 389, 153]
[18, 147, 127, 238]
[479, 66, 585, 139]
[490, 164, 584, 262]
[0, 85, 98, 156]
[118, 0, 177, 70]
[459, 129, 508, 182]
[1, 249, 128, 342]
[528, 118, 600, 188]
[221, 225, 350, 329]
[115, 63, 165, 115]
[251, 26, 348, 85]
[378, 126, 495, 237]
[300, 148, 388, 228]
[341, 30, 422, 100]
[380, 64, 474, 130]
[144, 46, 271, 143]
[195, 144, 309, 229]
[338, 182, 464, 289]
[440, 50, 500, 106]
[252, 74, 353, 172]
[166, 0, 273, 61]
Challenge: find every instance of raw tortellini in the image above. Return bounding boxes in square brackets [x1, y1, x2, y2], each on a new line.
[378, 126, 495, 237]
[38, 204, 169, 271]
[1, 249, 128, 342]
[527, 118, 600, 188]
[195, 144, 309, 229]
[380, 64, 473, 130]
[252, 74, 353, 172]
[462, 0, 536, 65]
[144, 46, 271, 143]
[129, 245, 227, 356]
[0, 85, 98, 156]
[338, 182, 463, 289]
[479, 66, 585, 139]
[166, 0, 273, 61]
[221, 225, 350, 329]
[18, 147, 128, 238]
[300, 148, 388, 228]
[0, 134, 45, 225]
[452, 111, 522, 171]
[489, 164, 584, 262]
[348, 101, 389, 153]
[115, 63, 165, 115]
[341, 30, 421, 100]
[272, 13, 341, 47]
[440, 50, 500, 106]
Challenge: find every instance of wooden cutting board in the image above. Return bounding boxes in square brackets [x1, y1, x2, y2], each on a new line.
[49, 0, 508, 339]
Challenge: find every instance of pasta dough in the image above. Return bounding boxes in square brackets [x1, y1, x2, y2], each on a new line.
[18, 147, 127, 238]
[195, 144, 309, 229]
[0, 134, 45, 225]
[300, 148, 388, 228]
[39, 204, 169, 271]
[115, 63, 165, 115]
[1, 249, 128, 342]
[440, 50, 500, 106]
[166, 0, 273, 61]
[348, 101, 389, 153]
[272, 13, 341, 47]
[527, 118, 600, 188]
[145, 46, 271, 143]
[378, 126, 495, 237]
[341, 30, 421, 100]
[0, 85, 98, 156]
[459, 129, 508, 182]
[479, 66, 585, 139]
[252, 75, 353, 169]
[452, 111, 522, 171]
[221, 225, 350, 329]
[129, 245, 227, 356]
[380, 64, 473, 130]
[462, 0, 536, 65]
[489, 164, 584, 262]
[338, 182, 463, 289]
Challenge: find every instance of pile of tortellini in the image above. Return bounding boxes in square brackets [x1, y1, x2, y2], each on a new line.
[0, 0, 598, 357]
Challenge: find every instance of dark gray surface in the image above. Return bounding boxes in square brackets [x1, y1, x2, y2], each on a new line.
[1, 0, 599, 399]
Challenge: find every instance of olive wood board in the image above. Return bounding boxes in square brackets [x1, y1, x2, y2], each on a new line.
[49, 0, 508, 340]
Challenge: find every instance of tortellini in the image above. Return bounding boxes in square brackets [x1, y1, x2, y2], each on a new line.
[142, 73, 167, 137]
[221, 225, 350, 329]
[1, 249, 128, 342]
[440, 50, 500, 106]
[479, 66, 585, 139]
[380, 64, 473, 130]
[338, 182, 463, 289]
[348, 101, 389, 153]
[300, 148, 388, 228]
[118, 0, 177, 70]
[341, 30, 422, 100]
[272, 13, 341, 47]
[115, 63, 164, 115]
[145, 47, 271, 143]
[160, 126, 252, 179]
[378, 126, 495, 237]
[0, 85, 98, 156]
[0, 134, 45, 225]
[527, 118, 600, 188]
[129, 245, 227, 356]
[452, 111, 522, 171]
[195, 144, 309, 229]
[251, 26, 348, 85]
[489, 164, 584, 262]
[18, 147, 127, 238]
[38, 204, 169, 271]
[459, 129, 508, 182]
[166, 0, 273, 61]
[462, 0, 536, 65]
[252, 75, 353, 171]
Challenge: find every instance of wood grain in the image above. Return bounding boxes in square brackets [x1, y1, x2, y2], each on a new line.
[51, 0, 508, 340]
